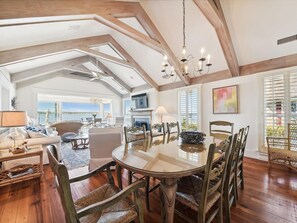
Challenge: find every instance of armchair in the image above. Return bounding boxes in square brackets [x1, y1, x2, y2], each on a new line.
[266, 123, 297, 171]
[47, 145, 145, 223]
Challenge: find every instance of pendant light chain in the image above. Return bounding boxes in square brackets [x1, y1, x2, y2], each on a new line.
[161, 0, 213, 78]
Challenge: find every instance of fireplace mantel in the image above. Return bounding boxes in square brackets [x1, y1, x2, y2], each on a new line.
[130, 108, 153, 116]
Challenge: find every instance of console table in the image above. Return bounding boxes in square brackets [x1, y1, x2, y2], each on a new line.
[0, 145, 43, 187]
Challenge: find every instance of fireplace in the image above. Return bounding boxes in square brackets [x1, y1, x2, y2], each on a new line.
[134, 117, 150, 131]
[130, 109, 153, 131]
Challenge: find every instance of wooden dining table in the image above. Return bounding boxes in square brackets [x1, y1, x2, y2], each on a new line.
[112, 134, 223, 223]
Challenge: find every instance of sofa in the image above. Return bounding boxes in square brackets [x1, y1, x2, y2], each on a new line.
[50, 121, 84, 136]
[88, 127, 123, 171]
[0, 127, 61, 169]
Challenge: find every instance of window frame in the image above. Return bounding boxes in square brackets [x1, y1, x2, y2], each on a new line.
[178, 86, 201, 131]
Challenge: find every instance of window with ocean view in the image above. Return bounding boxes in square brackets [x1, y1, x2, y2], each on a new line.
[37, 94, 112, 125]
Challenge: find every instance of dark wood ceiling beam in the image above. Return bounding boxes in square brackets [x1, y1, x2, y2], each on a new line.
[193, 0, 239, 77]
[11, 56, 89, 83]
[89, 57, 132, 93]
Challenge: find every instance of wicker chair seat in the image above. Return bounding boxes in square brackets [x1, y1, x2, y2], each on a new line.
[176, 175, 221, 213]
[75, 184, 137, 223]
[269, 148, 297, 161]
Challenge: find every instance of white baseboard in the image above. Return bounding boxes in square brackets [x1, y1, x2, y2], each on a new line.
[244, 150, 267, 161]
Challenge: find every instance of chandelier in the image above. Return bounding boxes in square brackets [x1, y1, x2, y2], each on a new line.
[161, 0, 212, 78]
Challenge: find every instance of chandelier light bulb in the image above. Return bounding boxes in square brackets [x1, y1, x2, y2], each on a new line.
[185, 65, 188, 73]
[199, 61, 202, 70]
[207, 54, 211, 64]
[171, 66, 174, 72]
[200, 48, 205, 58]
[164, 55, 168, 61]
[182, 46, 186, 55]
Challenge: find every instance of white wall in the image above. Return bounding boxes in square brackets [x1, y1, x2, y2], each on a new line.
[16, 76, 122, 121]
[130, 88, 159, 122]
[0, 68, 15, 110]
[160, 74, 260, 154]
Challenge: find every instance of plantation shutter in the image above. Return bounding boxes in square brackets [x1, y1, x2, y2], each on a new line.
[178, 88, 199, 131]
[188, 88, 199, 130]
[263, 74, 286, 138]
[178, 90, 187, 131]
[290, 72, 297, 122]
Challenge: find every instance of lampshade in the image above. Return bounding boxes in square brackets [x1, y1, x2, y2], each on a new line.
[106, 113, 112, 119]
[0, 111, 27, 127]
[155, 106, 168, 115]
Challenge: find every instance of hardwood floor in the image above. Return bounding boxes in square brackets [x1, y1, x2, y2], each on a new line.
[0, 157, 297, 223]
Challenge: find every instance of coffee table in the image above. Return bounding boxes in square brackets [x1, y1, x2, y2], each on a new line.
[65, 134, 89, 149]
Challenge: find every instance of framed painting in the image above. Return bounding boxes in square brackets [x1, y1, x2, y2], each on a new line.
[213, 85, 238, 114]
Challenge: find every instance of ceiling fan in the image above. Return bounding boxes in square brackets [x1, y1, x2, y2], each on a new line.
[89, 71, 112, 82]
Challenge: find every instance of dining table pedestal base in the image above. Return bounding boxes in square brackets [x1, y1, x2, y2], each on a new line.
[160, 178, 178, 223]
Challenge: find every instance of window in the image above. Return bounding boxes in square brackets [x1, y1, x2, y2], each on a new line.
[37, 94, 112, 125]
[263, 71, 297, 143]
[123, 99, 131, 126]
[61, 102, 100, 121]
[178, 87, 200, 131]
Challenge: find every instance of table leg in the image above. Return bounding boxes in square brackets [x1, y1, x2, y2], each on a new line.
[159, 178, 178, 223]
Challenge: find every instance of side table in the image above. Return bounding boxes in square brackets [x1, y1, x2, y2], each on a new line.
[0, 145, 43, 187]
[66, 134, 89, 149]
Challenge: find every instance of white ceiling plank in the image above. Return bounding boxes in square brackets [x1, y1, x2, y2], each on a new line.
[11, 56, 89, 83]
[89, 57, 132, 93]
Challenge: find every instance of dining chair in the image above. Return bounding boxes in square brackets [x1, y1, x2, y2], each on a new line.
[175, 141, 229, 223]
[223, 129, 243, 222]
[123, 125, 154, 211]
[166, 121, 180, 134]
[149, 123, 165, 137]
[47, 145, 145, 223]
[124, 125, 146, 144]
[235, 125, 249, 199]
[209, 121, 234, 141]
[115, 117, 124, 127]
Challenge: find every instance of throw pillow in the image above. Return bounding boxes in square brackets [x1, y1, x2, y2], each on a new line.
[27, 130, 47, 138]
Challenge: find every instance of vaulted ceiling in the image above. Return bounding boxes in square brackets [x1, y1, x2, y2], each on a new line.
[1, 0, 297, 96]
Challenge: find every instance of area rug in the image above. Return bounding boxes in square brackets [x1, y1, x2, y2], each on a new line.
[60, 142, 90, 170]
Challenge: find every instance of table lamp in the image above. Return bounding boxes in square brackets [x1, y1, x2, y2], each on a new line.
[155, 106, 168, 123]
[106, 113, 112, 125]
[0, 111, 27, 149]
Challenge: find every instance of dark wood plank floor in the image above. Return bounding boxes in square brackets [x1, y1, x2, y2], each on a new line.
[0, 157, 297, 223]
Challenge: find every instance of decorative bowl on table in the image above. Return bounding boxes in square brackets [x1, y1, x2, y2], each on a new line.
[180, 131, 206, 144]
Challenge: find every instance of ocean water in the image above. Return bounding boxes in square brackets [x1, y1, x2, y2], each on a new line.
[37, 112, 98, 124]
